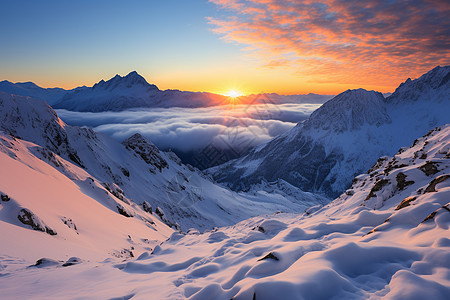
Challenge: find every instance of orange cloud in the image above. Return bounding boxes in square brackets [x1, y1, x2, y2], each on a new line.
[208, 0, 450, 88]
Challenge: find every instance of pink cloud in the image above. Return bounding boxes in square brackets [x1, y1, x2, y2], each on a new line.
[209, 0, 450, 88]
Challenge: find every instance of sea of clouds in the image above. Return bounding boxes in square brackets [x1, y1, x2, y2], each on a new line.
[56, 102, 323, 157]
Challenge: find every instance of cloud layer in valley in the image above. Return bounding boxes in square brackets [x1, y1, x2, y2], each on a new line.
[56, 102, 321, 157]
[209, 0, 450, 88]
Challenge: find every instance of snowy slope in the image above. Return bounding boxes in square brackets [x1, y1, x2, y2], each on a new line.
[0, 92, 327, 232]
[209, 66, 450, 197]
[1, 124, 448, 299]
[0, 132, 173, 262]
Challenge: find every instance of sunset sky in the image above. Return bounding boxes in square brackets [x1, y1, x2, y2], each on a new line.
[1, 0, 449, 95]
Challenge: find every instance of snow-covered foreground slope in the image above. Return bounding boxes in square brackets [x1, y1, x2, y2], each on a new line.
[0, 92, 326, 232]
[1, 125, 448, 299]
[0, 132, 173, 262]
[209, 66, 450, 198]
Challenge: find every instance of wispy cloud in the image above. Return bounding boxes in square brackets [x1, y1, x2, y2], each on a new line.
[208, 0, 450, 87]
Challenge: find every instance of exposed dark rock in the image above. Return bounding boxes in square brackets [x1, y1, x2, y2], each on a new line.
[396, 172, 415, 190]
[419, 161, 440, 176]
[17, 208, 57, 235]
[1, 193, 10, 202]
[421, 211, 437, 223]
[32, 258, 60, 268]
[103, 182, 127, 203]
[258, 252, 279, 261]
[142, 201, 152, 214]
[396, 196, 417, 210]
[155, 207, 165, 219]
[155, 207, 181, 231]
[61, 217, 78, 232]
[384, 159, 408, 175]
[122, 133, 168, 173]
[121, 167, 130, 177]
[117, 205, 134, 218]
[62, 257, 82, 267]
[424, 175, 450, 193]
[421, 204, 450, 223]
[397, 147, 407, 154]
[68, 151, 85, 169]
[365, 179, 390, 200]
[367, 157, 388, 174]
[365, 228, 377, 236]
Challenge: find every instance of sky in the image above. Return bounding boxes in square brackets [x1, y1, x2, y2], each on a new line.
[0, 0, 449, 95]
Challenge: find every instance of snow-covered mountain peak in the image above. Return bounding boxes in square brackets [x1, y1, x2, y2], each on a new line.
[304, 88, 390, 132]
[92, 71, 158, 91]
[209, 66, 450, 198]
[0, 92, 67, 143]
[14, 81, 41, 89]
[387, 65, 450, 103]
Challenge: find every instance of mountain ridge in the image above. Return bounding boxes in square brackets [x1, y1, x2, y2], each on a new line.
[208, 66, 450, 197]
[0, 72, 333, 111]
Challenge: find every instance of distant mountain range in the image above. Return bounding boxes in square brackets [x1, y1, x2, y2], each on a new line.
[0, 71, 333, 111]
[208, 66, 450, 198]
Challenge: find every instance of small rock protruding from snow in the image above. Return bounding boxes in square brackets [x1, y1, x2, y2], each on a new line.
[31, 258, 61, 268]
[424, 175, 450, 193]
[116, 204, 135, 218]
[142, 201, 153, 214]
[17, 208, 57, 235]
[62, 257, 82, 267]
[1, 193, 10, 202]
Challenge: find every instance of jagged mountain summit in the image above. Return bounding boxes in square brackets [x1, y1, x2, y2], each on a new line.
[208, 66, 450, 197]
[2, 124, 448, 298]
[0, 92, 327, 233]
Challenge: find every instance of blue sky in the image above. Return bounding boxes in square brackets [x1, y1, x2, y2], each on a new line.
[1, 0, 448, 94]
[0, 0, 247, 91]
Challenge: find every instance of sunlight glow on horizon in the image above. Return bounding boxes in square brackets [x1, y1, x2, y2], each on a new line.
[225, 90, 243, 98]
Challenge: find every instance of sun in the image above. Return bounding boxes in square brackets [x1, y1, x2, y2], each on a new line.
[225, 90, 243, 98]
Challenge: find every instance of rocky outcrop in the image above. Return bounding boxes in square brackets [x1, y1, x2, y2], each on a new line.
[122, 133, 168, 174]
[17, 208, 57, 235]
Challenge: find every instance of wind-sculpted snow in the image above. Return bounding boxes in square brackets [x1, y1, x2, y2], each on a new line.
[1, 125, 449, 299]
[209, 66, 450, 197]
